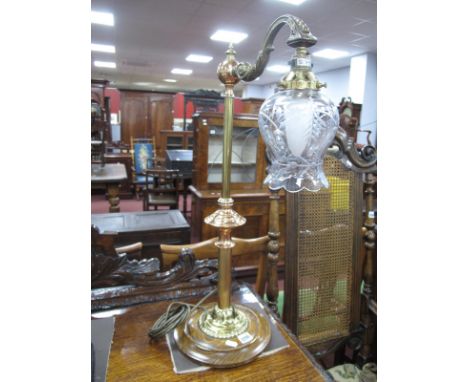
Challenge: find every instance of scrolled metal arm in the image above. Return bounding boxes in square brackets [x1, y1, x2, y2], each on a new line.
[236, 14, 317, 82]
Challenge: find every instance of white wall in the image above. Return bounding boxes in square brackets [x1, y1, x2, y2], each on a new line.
[242, 66, 351, 107]
[241, 84, 268, 99]
[316, 66, 350, 106]
[359, 53, 377, 146]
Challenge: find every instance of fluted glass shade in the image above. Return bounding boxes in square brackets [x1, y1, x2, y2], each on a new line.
[258, 88, 339, 192]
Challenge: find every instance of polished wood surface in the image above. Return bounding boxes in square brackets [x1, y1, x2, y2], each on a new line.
[120, 90, 174, 147]
[98, 284, 332, 382]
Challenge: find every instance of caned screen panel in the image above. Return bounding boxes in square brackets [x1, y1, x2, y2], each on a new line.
[296, 155, 358, 347]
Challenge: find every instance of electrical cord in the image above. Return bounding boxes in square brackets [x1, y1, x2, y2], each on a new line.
[148, 288, 217, 340]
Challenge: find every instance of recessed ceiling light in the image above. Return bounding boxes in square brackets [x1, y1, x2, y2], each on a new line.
[164, 79, 177, 83]
[133, 82, 156, 86]
[276, 0, 307, 5]
[91, 43, 115, 53]
[313, 48, 349, 59]
[266, 64, 290, 73]
[210, 30, 248, 43]
[91, 11, 114, 26]
[94, 60, 116, 68]
[171, 68, 193, 75]
[186, 54, 213, 63]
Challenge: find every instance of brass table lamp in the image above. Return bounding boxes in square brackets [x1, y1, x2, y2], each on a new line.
[175, 14, 339, 367]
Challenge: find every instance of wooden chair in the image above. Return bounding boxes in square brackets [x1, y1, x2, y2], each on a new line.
[160, 189, 282, 312]
[130, 136, 158, 195]
[91, 225, 142, 260]
[142, 167, 180, 211]
[282, 129, 377, 366]
[91, 225, 146, 289]
[161, 236, 268, 295]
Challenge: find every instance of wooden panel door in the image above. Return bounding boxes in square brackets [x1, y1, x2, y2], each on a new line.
[120, 92, 149, 144]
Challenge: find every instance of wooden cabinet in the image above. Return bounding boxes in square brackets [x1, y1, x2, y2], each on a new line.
[158, 130, 193, 159]
[191, 112, 267, 191]
[120, 90, 174, 149]
[189, 112, 285, 274]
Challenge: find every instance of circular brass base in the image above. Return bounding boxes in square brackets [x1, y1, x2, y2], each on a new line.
[174, 302, 271, 368]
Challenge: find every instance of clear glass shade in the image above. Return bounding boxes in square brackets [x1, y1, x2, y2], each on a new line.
[258, 88, 339, 192]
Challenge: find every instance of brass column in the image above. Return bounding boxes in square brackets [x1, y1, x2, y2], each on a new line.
[174, 44, 271, 367]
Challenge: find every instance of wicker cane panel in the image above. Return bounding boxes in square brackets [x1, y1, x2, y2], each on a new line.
[296, 156, 356, 346]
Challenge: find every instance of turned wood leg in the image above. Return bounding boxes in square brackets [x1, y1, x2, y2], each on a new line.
[107, 183, 121, 213]
[358, 173, 377, 365]
[266, 188, 280, 316]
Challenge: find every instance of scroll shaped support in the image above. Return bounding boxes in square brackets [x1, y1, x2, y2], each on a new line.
[358, 172, 377, 364]
[265, 188, 281, 316]
[234, 14, 317, 82]
[331, 128, 377, 173]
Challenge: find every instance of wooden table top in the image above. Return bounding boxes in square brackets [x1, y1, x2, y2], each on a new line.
[91, 163, 127, 183]
[91, 210, 189, 233]
[94, 284, 332, 382]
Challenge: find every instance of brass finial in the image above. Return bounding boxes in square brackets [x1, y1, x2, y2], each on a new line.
[217, 43, 241, 86]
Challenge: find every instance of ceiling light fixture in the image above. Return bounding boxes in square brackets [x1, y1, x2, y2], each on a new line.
[171, 68, 193, 75]
[266, 64, 290, 73]
[186, 54, 213, 63]
[164, 79, 177, 83]
[276, 0, 307, 5]
[313, 48, 349, 59]
[91, 43, 116, 53]
[133, 82, 156, 86]
[210, 30, 248, 43]
[94, 61, 116, 68]
[91, 11, 114, 26]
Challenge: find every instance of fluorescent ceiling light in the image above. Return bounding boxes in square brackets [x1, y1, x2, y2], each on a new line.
[266, 64, 290, 73]
[276, 0, 307, 5]
[91, 43, 115, 53]
[171, 68, 192, 75]
[91, 11, 114, 26]
[94, 60, 116, 68]
[133, 82, 156, 86]
[210, 30, 248, 43]
[186, 54, 213, 63]
[164, 79, 177, 83]
[313, 48, 349, 59]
